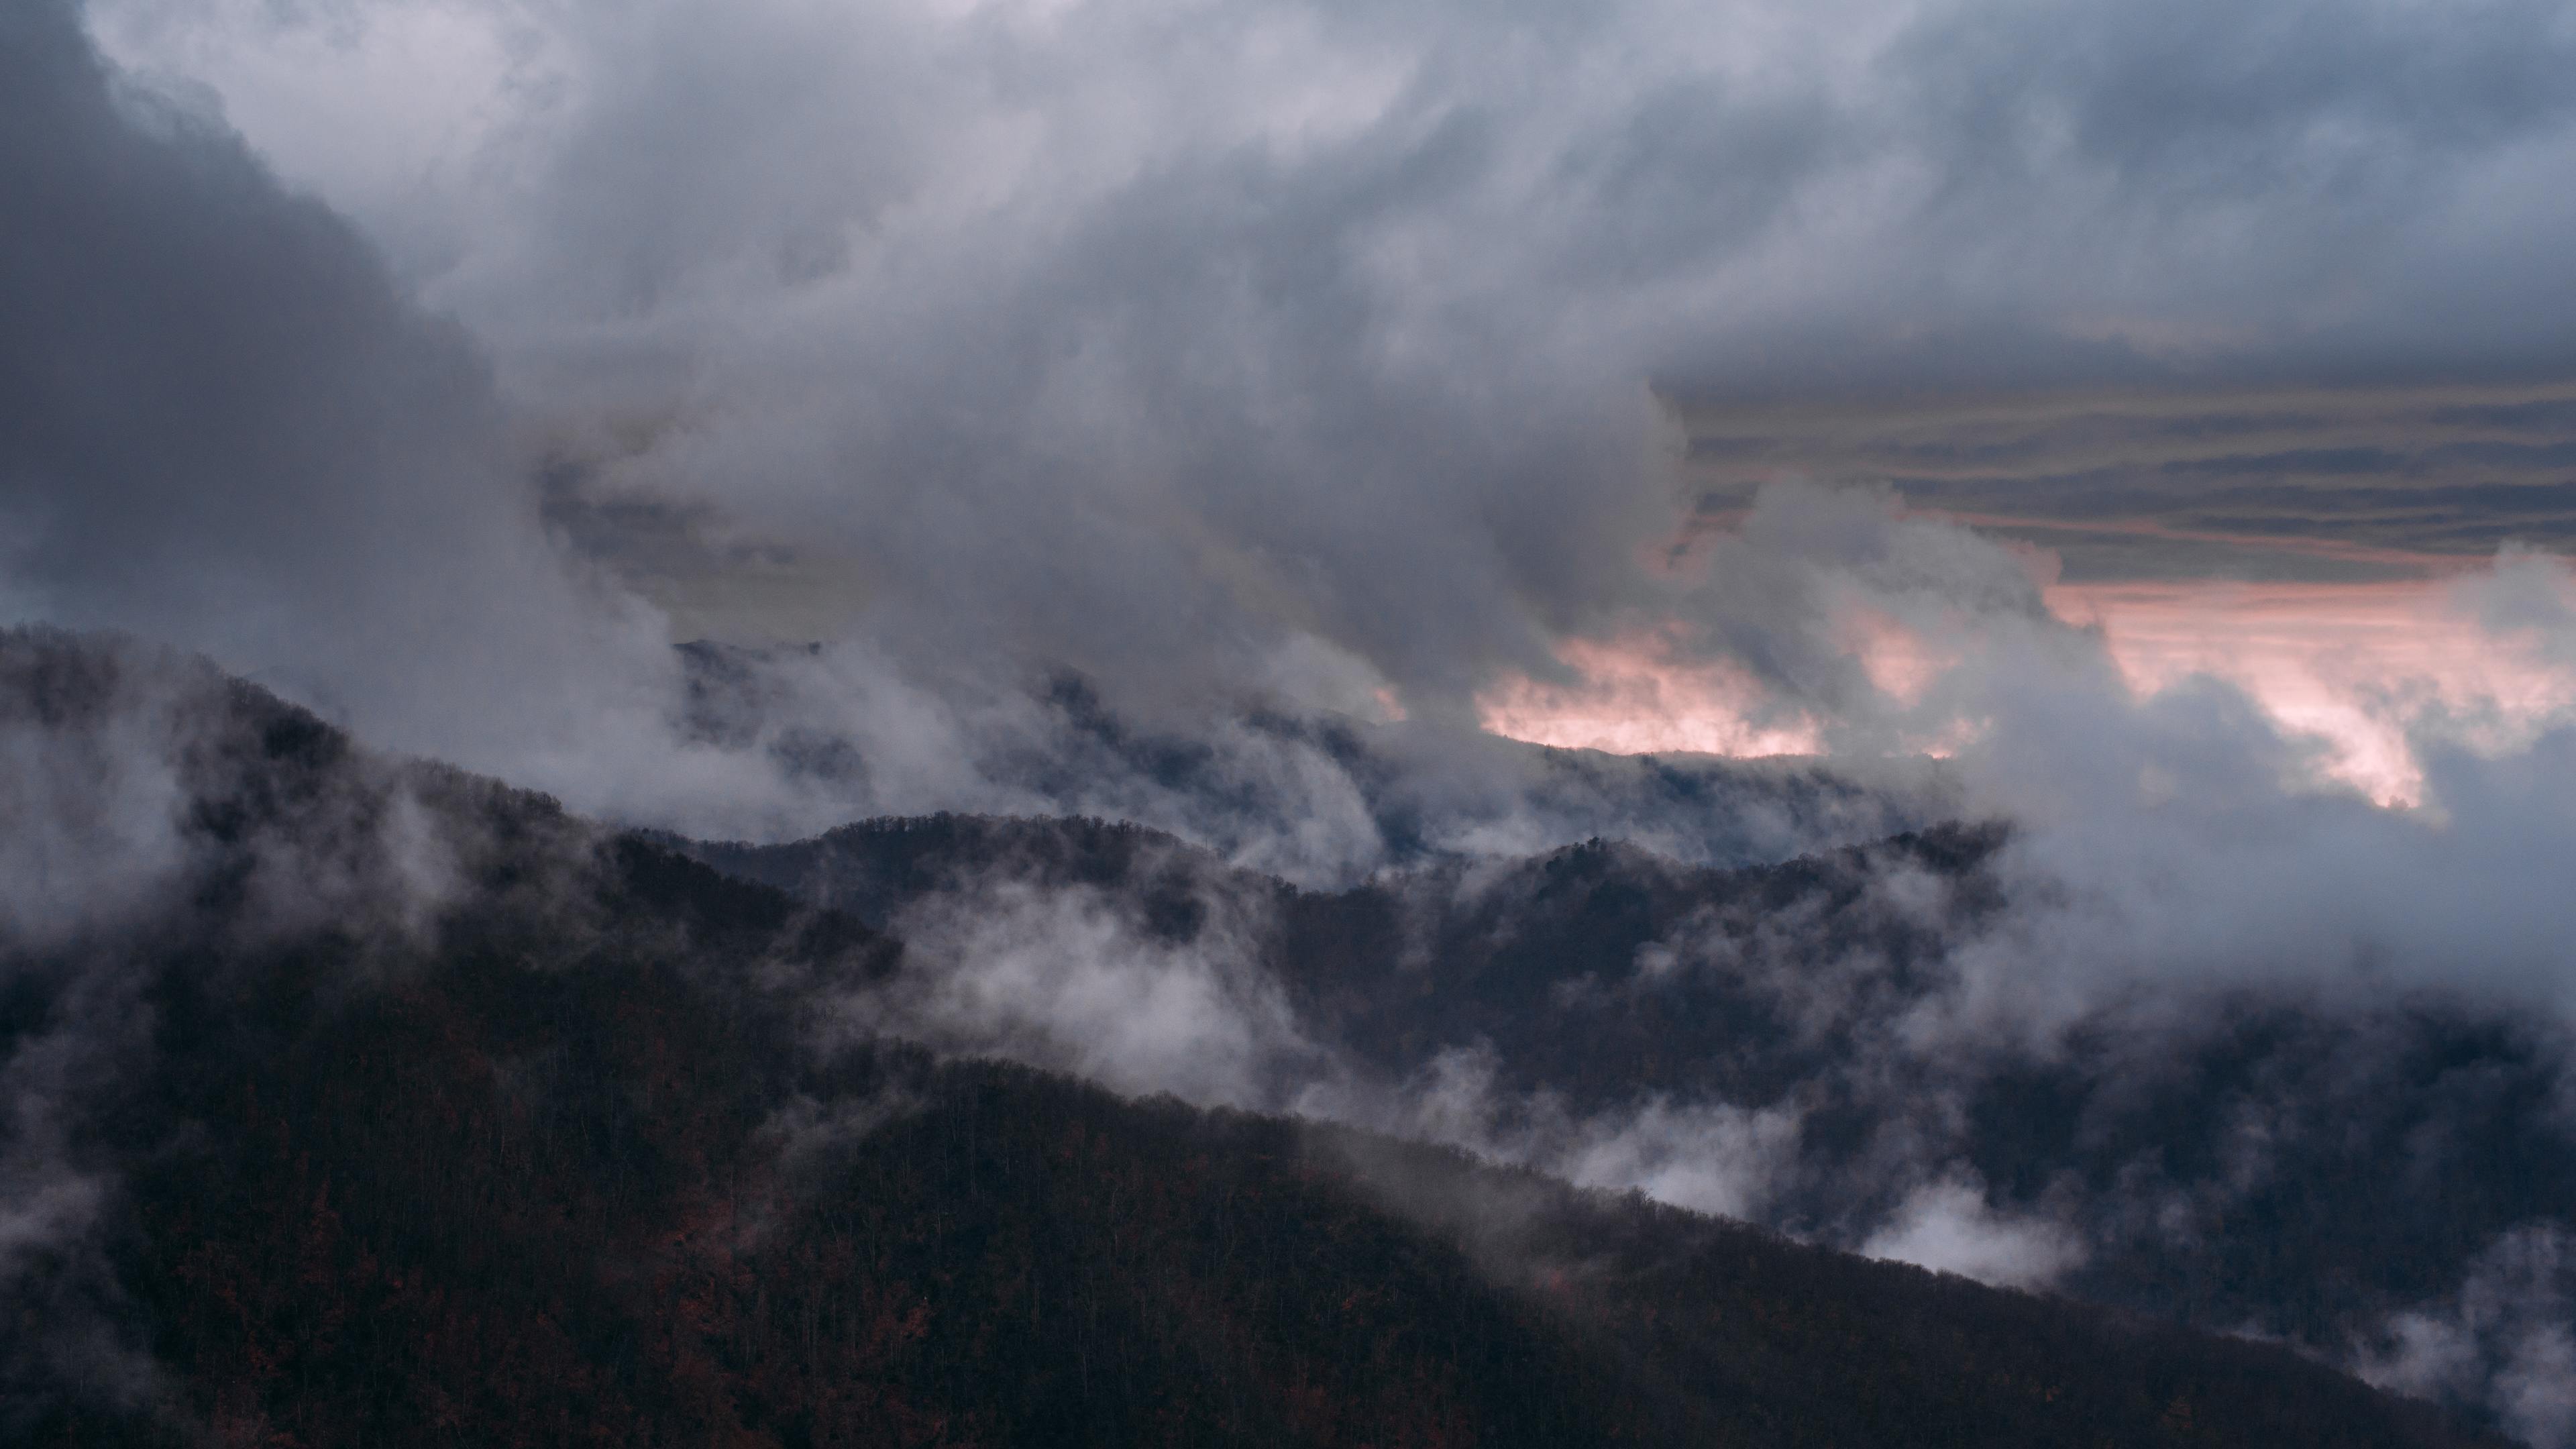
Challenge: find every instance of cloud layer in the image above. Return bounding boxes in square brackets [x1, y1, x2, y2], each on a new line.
[60, 0, 2576, 775]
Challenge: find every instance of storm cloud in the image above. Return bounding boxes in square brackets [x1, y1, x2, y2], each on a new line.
[61, 0, 2576, 751]
[13, 0, 2576, 1041]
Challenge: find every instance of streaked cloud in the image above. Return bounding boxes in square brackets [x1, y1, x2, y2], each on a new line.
[1682, 381, 2576, 585]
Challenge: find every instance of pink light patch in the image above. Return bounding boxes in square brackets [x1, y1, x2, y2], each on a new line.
[1477, 576, 2576, 803]
[1837, 604, 1953, 706]
[2048, 580, 2576, 805]
[1477, 636, 1824, 758]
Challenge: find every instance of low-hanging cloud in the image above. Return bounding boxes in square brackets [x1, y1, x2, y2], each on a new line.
[8, 0, 1993, 877]
[2358, 1227, 2576, 1449]
[0, 627, 497, 1432]
[841, 875, 1318, 1109]
[1858, 1174, 2090, 1292]
[57, 0, 2576, 793]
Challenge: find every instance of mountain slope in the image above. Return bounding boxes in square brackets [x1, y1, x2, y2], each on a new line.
[0, 630, 2501, 1445]
[678, 809, 2576, 1439]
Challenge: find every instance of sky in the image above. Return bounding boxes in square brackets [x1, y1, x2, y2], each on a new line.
[7, 0, 2576, 834]
[20, 0, 2567, 819]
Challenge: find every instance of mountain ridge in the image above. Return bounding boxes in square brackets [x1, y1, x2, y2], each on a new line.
[666, 801, 2576, 1440]
[0, 626, 2504, 1444]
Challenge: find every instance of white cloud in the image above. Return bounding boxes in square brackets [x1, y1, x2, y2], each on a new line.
[1860, 1174, 2089, 1291]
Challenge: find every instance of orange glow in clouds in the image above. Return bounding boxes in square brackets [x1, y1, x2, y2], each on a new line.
[1479, 578, 2576, 806]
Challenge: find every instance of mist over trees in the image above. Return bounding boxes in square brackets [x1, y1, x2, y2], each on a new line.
[0, 630, 2513, 1447]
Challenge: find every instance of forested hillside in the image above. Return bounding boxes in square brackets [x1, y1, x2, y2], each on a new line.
[3, 629, 2496, 1446]
[686, 810, 2576, 1426]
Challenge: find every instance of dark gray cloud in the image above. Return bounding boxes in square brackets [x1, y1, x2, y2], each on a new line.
[15, 0, 2576, 869]
[0, 0, 1997, 874]
[9, 0, 1976, 882]
[18, 0, 2576, 900]
[64, 0, 2556, 708]
[10, 0, 1968, 887]
[17, 0, 2576, 907]
[51, 0, 2576, 761]
[0, 0, 708, 802]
